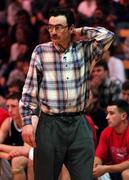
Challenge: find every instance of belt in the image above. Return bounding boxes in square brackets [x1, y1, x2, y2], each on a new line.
[42, 111, 85, 117]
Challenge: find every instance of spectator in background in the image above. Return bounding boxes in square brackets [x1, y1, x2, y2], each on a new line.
[122, 37, 129, 60]
[7, 0, 22, 27]
[121, 80, 129, 104]
[7, 52, 31, 85]
[0, 93, 6, 109]
[102, 47, 126, 83]
[0, 108, 9, 127]
[91, 60, 122, 110]
[0, 92, 32, 180]
[7, 79, 24, 95]
[77, 0, 97, 19]
[93, 99, 129, 180]
[38, 25, 50, 44]
[9, 24, 30, 62]
[76, 0, 98, 26]
[57, 0, 72, 8]
[0, 23, 12, 64]
[9, 9, 37, 45]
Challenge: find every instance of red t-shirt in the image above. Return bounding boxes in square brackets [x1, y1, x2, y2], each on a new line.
[95, 125, 129, 164]
[0, 108, 9, 127]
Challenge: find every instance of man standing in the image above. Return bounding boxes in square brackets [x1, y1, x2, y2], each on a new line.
[19, 7, 115, 180]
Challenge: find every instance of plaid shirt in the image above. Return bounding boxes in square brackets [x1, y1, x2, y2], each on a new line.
[19, 26, 115, 125]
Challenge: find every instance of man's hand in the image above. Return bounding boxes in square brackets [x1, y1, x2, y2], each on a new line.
[93, 165, 107, 177]
[22, 125, 36, 148]
[72, 28, 84, 41]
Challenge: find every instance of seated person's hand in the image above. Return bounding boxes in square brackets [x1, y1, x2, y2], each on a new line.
[93, 165, 107, 177]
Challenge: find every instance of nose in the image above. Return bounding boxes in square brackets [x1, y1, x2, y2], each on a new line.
[92, 70, 97, 77]
[8, 106, 12, 113]
[49, 27, 57, 34]
[106, 113, 109, 120]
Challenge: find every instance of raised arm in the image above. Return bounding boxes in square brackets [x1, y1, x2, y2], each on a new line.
[73, 26, 115, 61]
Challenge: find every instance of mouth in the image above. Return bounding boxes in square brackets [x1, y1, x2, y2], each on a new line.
[108, 121, 112, 125]
[51, 35, 58, 40]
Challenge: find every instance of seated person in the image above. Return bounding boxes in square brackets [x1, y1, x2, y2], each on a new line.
[0, 93, 32, 180]
[93, 99, 129, 180]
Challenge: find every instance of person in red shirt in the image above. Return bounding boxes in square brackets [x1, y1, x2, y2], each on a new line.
[0, 108, 9, 127]
[93, 99, 129, 180]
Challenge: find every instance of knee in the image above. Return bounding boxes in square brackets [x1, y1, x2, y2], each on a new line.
[11, 156, 28, 169]
[121, 169, 129, 179]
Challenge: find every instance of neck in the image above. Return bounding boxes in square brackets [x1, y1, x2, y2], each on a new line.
[55, 37, 71, 52]
[115, 121, 128, 134]
[15, 118, 22, 129]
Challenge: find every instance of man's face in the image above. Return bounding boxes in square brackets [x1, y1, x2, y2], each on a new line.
[92, 66, 108, 81]
[121, 90, 129, 104]
[106, 105, 123, 128]
[6, 99, 20, 120]
[48, 15, 72, 47]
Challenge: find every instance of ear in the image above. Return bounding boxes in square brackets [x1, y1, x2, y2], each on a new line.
[69, 24, 75, 34]
[121, 112, 127, 120]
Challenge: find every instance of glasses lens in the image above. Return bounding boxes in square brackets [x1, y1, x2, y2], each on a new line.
[48, 25, 67, 32]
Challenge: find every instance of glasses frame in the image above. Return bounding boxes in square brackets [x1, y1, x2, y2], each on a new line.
[48, 24, 68, 32]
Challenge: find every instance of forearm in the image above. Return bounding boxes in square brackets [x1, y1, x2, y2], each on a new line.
[82, 26, 114, 40]
[0, 152, 10, 159]
[104, 161, 129, 173]
[0, 136, 5, 144]
[0, 144, 22, 153]
[94, 156, 103, 167]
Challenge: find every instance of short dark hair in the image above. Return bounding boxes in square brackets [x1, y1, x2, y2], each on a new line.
[48, 7, 75, 27]
[94, 60, 109, 71]
[122, 81, 129, 90]
[6, 92, 21, 101]
[109, 99, 129, 115]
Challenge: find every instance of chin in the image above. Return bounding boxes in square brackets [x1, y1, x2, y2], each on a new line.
[108, 123, 113, 127]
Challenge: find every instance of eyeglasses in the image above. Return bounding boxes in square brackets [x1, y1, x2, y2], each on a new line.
[48, 24, 68, 32]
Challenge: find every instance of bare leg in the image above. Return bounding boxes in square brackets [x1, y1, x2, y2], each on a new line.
[11, 156, 28, 180]
[27, 159, 34, 180]
[122, 169, 129, 180]
[59, 165, 71, 180]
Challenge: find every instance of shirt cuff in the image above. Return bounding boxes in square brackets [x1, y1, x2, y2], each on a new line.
[29, 147, 33, 160]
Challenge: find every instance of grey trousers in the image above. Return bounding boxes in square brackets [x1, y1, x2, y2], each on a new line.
[34, 113, 94, 180]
